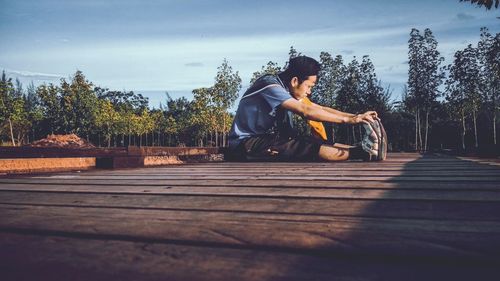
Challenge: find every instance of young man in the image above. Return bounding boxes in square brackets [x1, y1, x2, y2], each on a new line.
[227, 55, 385, 162]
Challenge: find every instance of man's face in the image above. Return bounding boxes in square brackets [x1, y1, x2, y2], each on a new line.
[290, 75, 317, 100]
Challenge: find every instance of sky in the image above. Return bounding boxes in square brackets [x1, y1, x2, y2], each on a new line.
[1, 0, 499, 107]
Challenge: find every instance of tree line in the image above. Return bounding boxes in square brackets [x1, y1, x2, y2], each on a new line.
[1, 27, 499, 155]
[0, 59, 241, 148]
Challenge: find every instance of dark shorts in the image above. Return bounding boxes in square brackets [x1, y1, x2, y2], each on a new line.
[226, 135, 324, 162]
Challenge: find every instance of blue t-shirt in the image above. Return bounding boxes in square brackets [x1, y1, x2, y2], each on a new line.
[228, 74, 293, 148]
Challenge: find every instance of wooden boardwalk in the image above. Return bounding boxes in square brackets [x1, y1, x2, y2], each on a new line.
[1, 153, 500, 281]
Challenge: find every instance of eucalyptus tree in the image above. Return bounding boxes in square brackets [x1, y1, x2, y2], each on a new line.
[212, 59, 242, 146]
[407, 28, 444, 151]
[478, 28, 500, 145]
[445, 46, 482, 150]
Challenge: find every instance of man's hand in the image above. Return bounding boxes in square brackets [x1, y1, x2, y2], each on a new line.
[348, 111, 379, 124]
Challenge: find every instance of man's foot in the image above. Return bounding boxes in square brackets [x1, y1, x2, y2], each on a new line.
[361, 122, 379, 159]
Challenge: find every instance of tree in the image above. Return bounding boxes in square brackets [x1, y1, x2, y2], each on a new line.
[359, 56, 391, 115]
[0, 72, 30, 146]
[59, 71, 98, 139]
[191, 87, 214, 146]
[407, 28, 444, 151]
[0, 71, 16, 145]
[250, 61, 282, 84]
[312, 52, 345, 142]
[336, 58, 363, 143]
[478, 28, 500, 145]
[164, 95, 194, 146]
[37, 83, 63, 135]
[24, 82, 44, 143]
[445, 45, 482, 150]
[94, 99, 119, 147]
[212, 59, 242, 146]
[460, 0, 499, 9]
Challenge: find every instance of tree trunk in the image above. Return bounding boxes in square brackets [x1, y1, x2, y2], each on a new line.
[215, 129, 219, 147]
[461, 111, 466, 151]
[223, 118, 226, 147]
[414, 111, 418, 151]
[494, 112, 497, 145]
[8, 119, 15, 146]
[418, 111, 423, 152]
[424, 110, 429, 152]
[473, 110, 478, 148]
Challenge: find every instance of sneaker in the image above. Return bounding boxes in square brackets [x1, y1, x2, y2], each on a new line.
[361, 122, 379, 159]
[370, 120, 388, 161]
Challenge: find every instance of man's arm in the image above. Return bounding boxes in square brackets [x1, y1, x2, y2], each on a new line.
[281, 98, 376, 124]
[308, 101, 377, 119]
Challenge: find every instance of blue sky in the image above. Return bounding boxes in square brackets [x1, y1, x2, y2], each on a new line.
[1, 0, 499, 107]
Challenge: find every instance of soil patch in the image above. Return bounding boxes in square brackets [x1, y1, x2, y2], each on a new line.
[27, 134, 95, 149]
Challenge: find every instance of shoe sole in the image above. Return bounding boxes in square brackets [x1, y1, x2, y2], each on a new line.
[362, 123, 379, 157]
[371, 120, 387, 161]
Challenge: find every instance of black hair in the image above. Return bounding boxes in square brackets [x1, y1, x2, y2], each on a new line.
[279, 56, 321, 85]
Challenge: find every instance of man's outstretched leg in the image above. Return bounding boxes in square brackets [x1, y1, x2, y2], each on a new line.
[318, 144, 372, 161]
[318, 119, 387, 162]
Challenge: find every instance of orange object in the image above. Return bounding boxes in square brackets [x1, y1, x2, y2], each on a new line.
[301, 97, 327, 141]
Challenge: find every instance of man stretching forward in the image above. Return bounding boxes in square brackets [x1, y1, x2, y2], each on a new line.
[227, 56, 386, 162]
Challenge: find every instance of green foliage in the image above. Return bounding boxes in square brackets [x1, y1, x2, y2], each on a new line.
[59, 71, 98, 137]
[460, 0, 499, 9]
[250, 61, 283, 84]
[0, 71, 30, 145]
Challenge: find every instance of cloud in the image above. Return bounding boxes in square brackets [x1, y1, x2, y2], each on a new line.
[185, 62, 204, 67]
[456, 13, 475, 21]
[341, 49, 354, 55]
[1, 68, 64, 86]
[3, 68, 63, 79]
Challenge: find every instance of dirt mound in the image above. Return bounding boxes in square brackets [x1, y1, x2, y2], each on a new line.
[28, 134, 95, 148]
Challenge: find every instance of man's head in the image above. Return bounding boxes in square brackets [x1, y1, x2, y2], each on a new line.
[279, 56, 320, 100]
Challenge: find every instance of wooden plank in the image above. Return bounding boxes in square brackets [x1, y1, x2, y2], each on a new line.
[3, 175, 498, 181]
[2, 179, 500, 190]
[3, 233, 498, 281]
[2, 185, 500, 202]
[1, 191, 500, 220]
[0, 146, 221, 158]
[1, 204, 500, 261]
[32, 170, 499, 177]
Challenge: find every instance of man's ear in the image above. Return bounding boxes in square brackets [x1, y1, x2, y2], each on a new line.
[290, 77, 299, 88]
